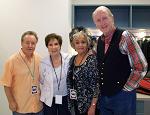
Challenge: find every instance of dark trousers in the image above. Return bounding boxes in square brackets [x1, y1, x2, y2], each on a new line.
[99, 89, 136, 115]
[44, 96, 71, 115]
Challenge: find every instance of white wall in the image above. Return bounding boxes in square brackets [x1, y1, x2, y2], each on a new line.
[72, 0, 150, 5]
[0, 0, 71, 115]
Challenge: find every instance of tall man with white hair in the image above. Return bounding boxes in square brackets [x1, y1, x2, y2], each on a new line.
[92, 6, 147, 115]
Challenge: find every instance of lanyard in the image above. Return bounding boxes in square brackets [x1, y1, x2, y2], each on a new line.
[50, 54, 62, 91]
[19, 52, 35, 80]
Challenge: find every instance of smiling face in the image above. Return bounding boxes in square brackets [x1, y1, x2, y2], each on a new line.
[21, 34, 37, 57]
[93, 6, 115, 36]
[47, 38, 61, 57]
[72, 34, 89, 55]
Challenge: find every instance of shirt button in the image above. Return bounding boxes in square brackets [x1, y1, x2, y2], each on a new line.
[101, 68, 104, 70]
[101, 78, 103, 80]
[101, 83, 104, 85]
[117, 82, 120, 84]
[101, 73, 103, 75]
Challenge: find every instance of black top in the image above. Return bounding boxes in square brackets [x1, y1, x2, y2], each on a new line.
[67, 54, 99, 114]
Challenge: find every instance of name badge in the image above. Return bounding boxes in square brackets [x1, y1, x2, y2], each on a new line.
[31, 85, 38, 94]
[70, 89, 77, 100]
[55, 95, 62, 104]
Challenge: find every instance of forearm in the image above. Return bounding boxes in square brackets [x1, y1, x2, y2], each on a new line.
[124, 69, 147, 91]
[88, 97, 97, 115]
[4, 86, 15, 103]
[122, 31, 148, 91]
[91, 97, 97, 106]
[4, 86, 17, 111]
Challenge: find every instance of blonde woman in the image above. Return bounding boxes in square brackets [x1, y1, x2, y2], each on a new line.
[67, 27, 99, 115]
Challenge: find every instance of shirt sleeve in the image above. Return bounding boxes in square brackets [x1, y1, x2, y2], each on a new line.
[120, 30, 148, 91]
[0, 58, 14, 87]
[39, 62, 46, 85]
[87, 55, 100, 97]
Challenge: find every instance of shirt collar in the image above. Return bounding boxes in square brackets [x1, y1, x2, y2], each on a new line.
[104, 28, 116, 44]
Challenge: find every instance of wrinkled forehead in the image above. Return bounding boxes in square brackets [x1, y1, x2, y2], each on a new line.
[22, 34, 37, 41]
[96, 10, 108, 17]
[95, 10, 110, 18]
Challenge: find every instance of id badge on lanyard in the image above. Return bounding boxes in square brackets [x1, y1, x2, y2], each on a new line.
[55, 95, 62, 104]
[70, 89, 77, 100]
[70, 75, 77, 100]
[31, 80, 38, 95]
[31, 85, 38, 94]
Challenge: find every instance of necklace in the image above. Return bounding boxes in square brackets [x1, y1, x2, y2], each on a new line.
[75, 51, 88, 66]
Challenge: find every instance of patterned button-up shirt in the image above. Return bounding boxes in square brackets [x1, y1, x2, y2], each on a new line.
[103, 29, 148, 91]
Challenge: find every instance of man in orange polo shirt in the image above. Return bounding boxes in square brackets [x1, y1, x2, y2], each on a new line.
[0, 31, 43, 115]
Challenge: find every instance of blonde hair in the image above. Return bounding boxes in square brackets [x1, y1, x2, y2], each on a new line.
[69, 26, 91, 49]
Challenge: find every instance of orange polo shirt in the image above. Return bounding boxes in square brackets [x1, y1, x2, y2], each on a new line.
[0, 50, 43, 113]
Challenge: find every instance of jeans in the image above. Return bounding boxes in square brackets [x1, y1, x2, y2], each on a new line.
[13, 109, 43, 115]
[99, 89, 136, 115]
